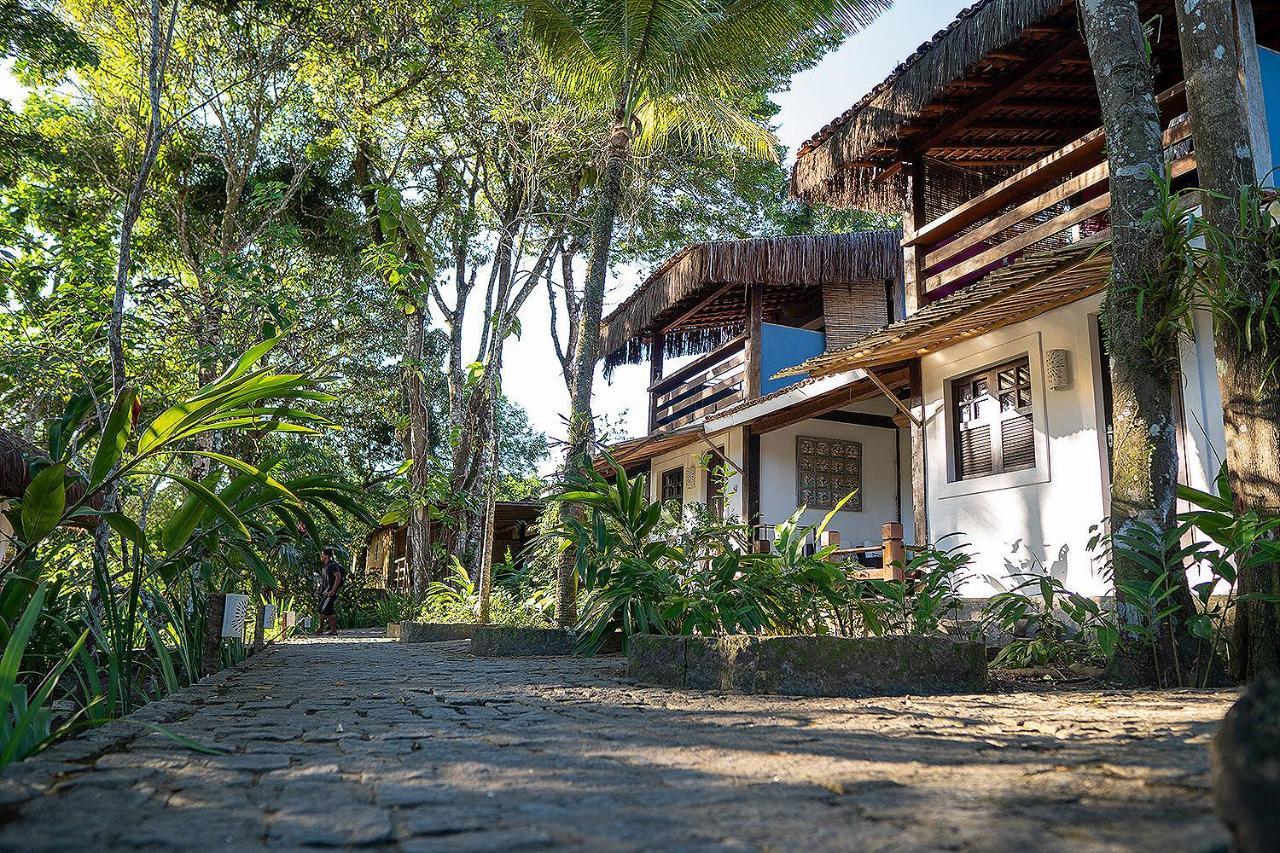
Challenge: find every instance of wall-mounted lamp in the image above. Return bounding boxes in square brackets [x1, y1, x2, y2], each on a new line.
[1046, 348, 1071, 390]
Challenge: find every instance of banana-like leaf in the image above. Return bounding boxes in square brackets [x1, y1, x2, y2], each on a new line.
[102, 512, 148, 553]
[193, 336, 284, 398]
[174, 451, 300, 504]
[154, 472, 250, 550]
[20, 464, 66, 544]
[88, 388, 136, 487]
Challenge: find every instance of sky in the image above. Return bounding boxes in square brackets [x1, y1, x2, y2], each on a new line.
[503, 0, 973, 454]
[1, 0, 974, 464]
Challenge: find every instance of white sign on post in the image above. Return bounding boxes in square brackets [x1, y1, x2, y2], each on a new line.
[221, 593, 250, 638]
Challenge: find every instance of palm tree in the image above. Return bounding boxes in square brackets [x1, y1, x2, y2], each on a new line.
[518, 0, 889, 625]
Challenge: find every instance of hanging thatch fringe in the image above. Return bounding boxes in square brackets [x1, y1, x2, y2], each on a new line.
[791, 0, 1068, 211]
[601, 230, 902, 374]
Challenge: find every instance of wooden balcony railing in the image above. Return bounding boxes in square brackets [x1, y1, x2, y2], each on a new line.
[903, 85, 1195, 296]
[649, 336, 747, 432]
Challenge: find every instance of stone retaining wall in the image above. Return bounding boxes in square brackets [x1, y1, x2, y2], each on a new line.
[469, 627, 625, 657]
[629, 634, 987, 698]
[398, 622, 474, 644]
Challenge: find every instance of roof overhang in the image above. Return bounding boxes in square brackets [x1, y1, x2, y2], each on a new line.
[600, 231, 902, 373]
[791, 0, 1190, 213]
[779, 235, 1111, 379]
[593, 427, 707, 475]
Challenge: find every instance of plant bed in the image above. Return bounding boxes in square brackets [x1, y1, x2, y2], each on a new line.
[628, 634, 987, 698]
[469, 626, 623, 657]
[397, 622, 474, 644]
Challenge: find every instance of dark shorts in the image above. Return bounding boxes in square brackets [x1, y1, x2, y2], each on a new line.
[319, 594, 337, 616]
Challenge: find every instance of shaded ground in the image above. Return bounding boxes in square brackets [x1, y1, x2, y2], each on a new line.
[0, 632, 1236, 852]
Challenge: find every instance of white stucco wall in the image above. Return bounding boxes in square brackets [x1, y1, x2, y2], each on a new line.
[645, 427, 745, 520]
[921, 294, 1225, 597]
[758, 397, 904, 547]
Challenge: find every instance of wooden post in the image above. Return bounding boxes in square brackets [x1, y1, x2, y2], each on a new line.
[648, 331, 664, 434]
[902, 156, 928, 315]
[907, 359, 928, 547]
[882, 522, 906, 582]
[201, 593, 227, 678]
[819, 530, 840, 557]
[745, 425, 760, 529]
[745, 281, 763, 399]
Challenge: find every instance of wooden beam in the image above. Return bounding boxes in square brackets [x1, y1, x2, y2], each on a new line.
[746, 282, 763, 399]
[745, 426, 760, 529]
[902, 156, 927, 314]
[866, 370, 921, 426]
[813, 411, 899, 430]
[910, 39, 1084, 155]
[907, 360, 928, 546]
[661, 281, 738, 334]
[648, 331, 664, 434]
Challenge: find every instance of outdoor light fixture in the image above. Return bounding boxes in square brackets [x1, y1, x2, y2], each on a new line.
[1046, 348, 1071, 390]
[221, 593, 250, 638]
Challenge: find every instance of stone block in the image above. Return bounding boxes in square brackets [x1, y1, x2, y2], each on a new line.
[627, 635, 687, 685]
[629, 634, 987, 698]
[398, 622, 474, 644]
[470, 626, 623, 657]
[386, 622, 400, 640]
[470, 627, 576, 657]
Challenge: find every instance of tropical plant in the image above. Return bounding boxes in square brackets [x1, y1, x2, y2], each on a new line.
[0, 583, 90, 768]
[0, 338, 372, 758]
[983, 575, 1118, 669]
[850, 541, 972, 638]
[545, 457, 858, 653]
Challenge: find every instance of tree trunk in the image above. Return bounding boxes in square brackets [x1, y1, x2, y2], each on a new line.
[477, 413, 499, 625]
[551, 122, 630, 627]
[405, 305, 434, 593]
[1080, 0, 1201, 686]
[1174, 0, 1280, 681]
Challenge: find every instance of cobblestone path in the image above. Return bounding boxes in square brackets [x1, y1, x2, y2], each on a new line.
[0, 633, 1236, 852]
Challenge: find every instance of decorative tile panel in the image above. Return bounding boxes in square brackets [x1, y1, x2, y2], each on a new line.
[796, 436, 863, 511]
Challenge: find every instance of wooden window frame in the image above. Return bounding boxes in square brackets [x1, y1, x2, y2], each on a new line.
[950, 355, 1035, 481]
[660, 466, 684, 506]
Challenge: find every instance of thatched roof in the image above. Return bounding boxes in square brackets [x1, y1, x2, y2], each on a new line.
[791, 0, 1199, 214]
[601, 230, 902, 372]
[0, 427, 100, 526]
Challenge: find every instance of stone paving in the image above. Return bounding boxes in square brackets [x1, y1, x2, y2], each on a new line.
[0, 632, 1238, 852]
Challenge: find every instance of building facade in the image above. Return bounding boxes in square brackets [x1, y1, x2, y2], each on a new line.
[597, 0, 1280, 595]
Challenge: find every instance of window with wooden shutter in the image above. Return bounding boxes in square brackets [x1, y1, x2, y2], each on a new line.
[951, 356, 1035, 480]
[661, 466, 684, 505]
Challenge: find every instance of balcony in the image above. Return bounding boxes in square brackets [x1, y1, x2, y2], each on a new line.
[902, 85, 1194, 299]
[649, 337, 747, 432]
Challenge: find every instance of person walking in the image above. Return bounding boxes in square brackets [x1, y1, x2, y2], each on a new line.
[317, 546, 343, 635]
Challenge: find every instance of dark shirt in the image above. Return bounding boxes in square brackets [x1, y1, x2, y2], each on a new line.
[322, 561, 343, 595]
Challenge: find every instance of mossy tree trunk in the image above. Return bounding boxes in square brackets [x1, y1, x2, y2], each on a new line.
[1174, 0, 1280, 681]
[1080, 0, 1201, 686]
[552, 122, 631, 627]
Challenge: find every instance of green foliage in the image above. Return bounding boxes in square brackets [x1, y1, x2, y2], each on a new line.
[983, 575, 1117, 669]
[545, 456, 859, 653]
[849, 542, 970, 638]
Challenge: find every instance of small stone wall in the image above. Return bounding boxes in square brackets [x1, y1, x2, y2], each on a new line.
[397, 622, 474, 644]
[386, 622, 401, 640]
[629, 634, 988, 698]
[470, 627, 624, 657]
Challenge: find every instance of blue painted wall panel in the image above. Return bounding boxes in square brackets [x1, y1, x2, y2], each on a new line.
[1259, 46, 1280, 182]
[759, 323, 825, 396]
